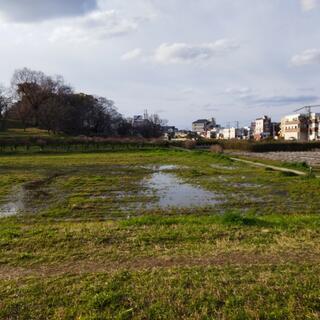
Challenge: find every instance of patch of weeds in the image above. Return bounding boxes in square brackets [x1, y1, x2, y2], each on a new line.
[279, 171, 300, 177]
[221, 211, 272, 227]
[18, 253, 34, 261]
[189, 169, 206, 177]
[212, 153, 235, 165]
[86, 272, 134, 319]
[282, 161, 310, 171]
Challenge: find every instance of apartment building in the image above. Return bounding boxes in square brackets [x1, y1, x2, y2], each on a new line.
[280, 114, 309, 141]
[192, 118, 217, 135]
[220, 127, 244, 140]
[309, 113, 320, 141]
[254, 116, 271, 140]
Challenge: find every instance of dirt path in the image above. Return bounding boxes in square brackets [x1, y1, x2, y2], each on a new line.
[1, 252, 319, 280]
[230, 157, 310, 176]
[229, 151, 320, 167]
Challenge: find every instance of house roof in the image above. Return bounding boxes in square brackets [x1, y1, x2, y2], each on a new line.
[192, 119, 209, 124]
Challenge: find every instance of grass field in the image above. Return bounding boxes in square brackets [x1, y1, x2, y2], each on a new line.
[0, 149, 320, 319]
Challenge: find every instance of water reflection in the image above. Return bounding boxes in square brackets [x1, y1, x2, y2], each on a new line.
[145, 169, 220, 208]
[0, 188, 25, 217]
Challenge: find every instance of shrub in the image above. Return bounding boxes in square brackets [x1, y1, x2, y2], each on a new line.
[209, 144, 224, 154]
[183, 140, 196, 150]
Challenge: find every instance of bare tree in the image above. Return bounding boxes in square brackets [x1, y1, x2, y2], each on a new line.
[7, 68, 167, 138]
[0, 85, 11, 131]
[11, 68, 67, 127]
[38, 83, 73, 134]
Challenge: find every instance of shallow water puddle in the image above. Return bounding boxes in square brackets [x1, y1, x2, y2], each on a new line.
[144, 167, 220, 208]
[210, 164, 237, 171]
[141, 164, 181, 171]
[0, 188, 25, 217]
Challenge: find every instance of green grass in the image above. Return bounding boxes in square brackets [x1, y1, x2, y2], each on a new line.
[0, 149, 320, 319]
[0, 127, 52, 138]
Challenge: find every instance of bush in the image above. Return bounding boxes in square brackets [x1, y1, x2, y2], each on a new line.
[209, 144, 224, 154]
[183, 140, 196, 150]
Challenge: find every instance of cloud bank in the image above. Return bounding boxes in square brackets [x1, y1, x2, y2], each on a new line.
[248, 95, 319, 106]
[0, 0, 97, 22]
[50, 10, 138, 43]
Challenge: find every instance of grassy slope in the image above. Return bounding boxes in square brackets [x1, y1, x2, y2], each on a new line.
[0, 150, 320, 319]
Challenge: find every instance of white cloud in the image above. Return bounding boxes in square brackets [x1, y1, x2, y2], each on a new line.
[50, 10, 138, 43]
[249, 94, 319, 106]
[121, 48, 142, 61]
[225, 87, 253, 98]
[153, 39, 239, 64]
[301, 0, 320, 11]
[180, 88, 198, 95]
[224, 87, 319, 106]
[291, 49, 320, 66]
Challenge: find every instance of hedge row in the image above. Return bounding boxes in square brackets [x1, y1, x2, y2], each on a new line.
[196, 139, 320, 153]
[0, 136, 170, 152]
[1, 136, 320, 153]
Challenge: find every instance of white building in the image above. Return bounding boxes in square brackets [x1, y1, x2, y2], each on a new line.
[280, 114, 309, 141]
[206, 127, 221, 139]
[309, 113, 320, 141]
[254, 116, 271, 140]
[220, 127, 244, 140]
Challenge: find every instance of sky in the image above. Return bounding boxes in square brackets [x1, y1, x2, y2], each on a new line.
[0, 0, 320, 129]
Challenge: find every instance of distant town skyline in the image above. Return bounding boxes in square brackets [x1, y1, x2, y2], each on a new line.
[0, 0, 320, 129]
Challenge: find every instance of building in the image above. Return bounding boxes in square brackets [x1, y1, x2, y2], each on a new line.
[242, 126, 252, 140]
[254, 116, 271, 140]
[206, 126, 221, 139]
[280, 114, 309, 141]
[173, 130, 196, 140]
[192, 119, 209, 134]
[162, 126, 177, 140]
[220, 127, 244, 140]
[271, 122, 281, 139]
[132, 115, 146, 128]
[192, 118, 217, 135]
[309, 113, 320, 141]
[162, 126, 176, 134]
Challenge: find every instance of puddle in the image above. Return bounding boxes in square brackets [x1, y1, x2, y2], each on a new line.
[210, 164, 236, 171]
[141, 164, 182, 171]
[231, 182, 262, 188]
[144, 171, 220, 208]
[0, 188, 25, 217]
[0, 174, 65, 218]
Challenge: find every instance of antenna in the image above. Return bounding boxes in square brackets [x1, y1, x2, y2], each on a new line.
[294, 105, 320, 117]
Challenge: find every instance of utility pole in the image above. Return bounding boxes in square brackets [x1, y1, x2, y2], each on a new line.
[143, 109, 149, 120]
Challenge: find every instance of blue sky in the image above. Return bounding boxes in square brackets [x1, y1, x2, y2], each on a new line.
[0, 0, 320, 129]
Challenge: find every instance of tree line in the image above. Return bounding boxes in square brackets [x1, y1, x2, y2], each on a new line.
[0, 68, 166, 138]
